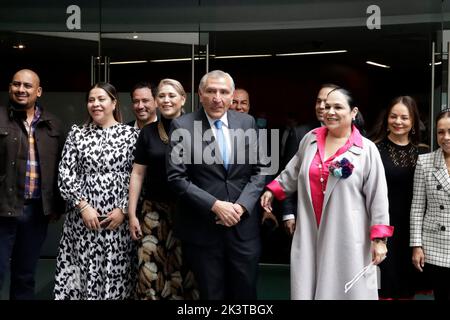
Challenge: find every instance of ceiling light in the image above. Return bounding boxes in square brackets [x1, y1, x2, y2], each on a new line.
[214, 54, 272, 59]
[366, 60, 391, 68]
[151, 57, 201, 63]
[429, 61, 442, 66]
[150, 55, 216, 63]
[151, 54, 270, 63]
[276, 50, 347, 57]
[132, 35, 139, 39]
[110, 60, 148, 65]
[13, 44, 25, 49]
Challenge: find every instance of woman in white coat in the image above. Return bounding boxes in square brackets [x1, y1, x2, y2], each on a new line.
[261, 87, 394, 300]
[410, 109, 450, 301]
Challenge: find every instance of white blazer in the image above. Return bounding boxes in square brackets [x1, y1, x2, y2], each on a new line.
[410, 148, 450, 268]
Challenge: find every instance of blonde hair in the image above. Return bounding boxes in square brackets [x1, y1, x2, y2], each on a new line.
[157, 78, 186, 98]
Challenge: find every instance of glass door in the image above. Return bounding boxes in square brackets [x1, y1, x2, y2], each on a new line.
[100, 32, 208, 121]
[0, 31, 99, 129]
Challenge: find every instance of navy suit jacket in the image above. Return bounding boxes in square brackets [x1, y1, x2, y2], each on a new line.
[166, 108, 266, 246]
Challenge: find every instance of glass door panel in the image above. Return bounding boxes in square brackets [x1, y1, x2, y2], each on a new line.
[100, 32, 208, 121]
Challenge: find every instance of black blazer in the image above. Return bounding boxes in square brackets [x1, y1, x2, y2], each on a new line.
[166, 109, 266, 245]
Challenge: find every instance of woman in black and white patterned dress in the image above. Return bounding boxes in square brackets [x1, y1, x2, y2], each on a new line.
[54, 82, 138, 300]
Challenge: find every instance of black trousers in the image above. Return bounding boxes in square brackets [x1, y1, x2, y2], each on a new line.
[182, 229, 261, 300]
[426, 263, 450, 301]
[0, 200, 48, 300]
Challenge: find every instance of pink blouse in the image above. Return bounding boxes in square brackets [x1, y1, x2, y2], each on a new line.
[309, 125, 362, 226]
[266, 125, 393, 239]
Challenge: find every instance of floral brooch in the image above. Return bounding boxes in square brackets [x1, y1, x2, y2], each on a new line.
[329, 157, 354, 179]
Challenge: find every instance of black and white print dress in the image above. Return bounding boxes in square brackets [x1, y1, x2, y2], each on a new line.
[54, 123, 138, 300]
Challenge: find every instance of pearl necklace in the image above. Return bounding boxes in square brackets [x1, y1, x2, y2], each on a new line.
[318, 163, 326, 195]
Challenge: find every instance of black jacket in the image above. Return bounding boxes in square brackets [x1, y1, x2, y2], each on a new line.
[0, 104, 65, 217]
[166, 109, 266, 245]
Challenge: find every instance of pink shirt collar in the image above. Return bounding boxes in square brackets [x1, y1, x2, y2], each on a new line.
[312, 125, 363, 150]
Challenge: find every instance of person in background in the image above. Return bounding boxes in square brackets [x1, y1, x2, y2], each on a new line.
[54, 82, 138, 299]
[410, 109, 450, 301]
[261, 87, 393, 299]
[372, 96, 429, 299]
[0, 69, 65, 300]
[166, 70, 266, 300]
[280, 84, 338, 237]
[128, 81, 157, 130]
[231, 87, 279, 260]
[231, 87, 279, 246]
[231, 88, 250, 114]
[128, 79, 199, 300]
[282, 84, 339, 167]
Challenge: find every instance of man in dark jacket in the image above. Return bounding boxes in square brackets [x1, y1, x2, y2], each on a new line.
[0, 69, 65, 299]
[167, 70, 265, 299]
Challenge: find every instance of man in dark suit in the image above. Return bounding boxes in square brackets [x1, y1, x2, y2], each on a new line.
[166, 70, 266, 300]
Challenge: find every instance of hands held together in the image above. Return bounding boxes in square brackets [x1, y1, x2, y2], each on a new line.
[79, 201, 125, 231]
[212, 200, 246, 227]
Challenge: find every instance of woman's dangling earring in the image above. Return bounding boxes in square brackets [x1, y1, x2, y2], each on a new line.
[411, 127, 415, 135]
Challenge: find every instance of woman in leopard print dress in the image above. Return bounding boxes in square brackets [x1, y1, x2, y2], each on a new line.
[54, 82, 138, 299]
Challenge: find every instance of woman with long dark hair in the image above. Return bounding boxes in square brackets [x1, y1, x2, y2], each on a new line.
[372, 96, 429, 299]
[55, 82, 138, 299]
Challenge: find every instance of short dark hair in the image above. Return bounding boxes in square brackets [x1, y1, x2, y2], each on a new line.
[130, 81, 154, 98]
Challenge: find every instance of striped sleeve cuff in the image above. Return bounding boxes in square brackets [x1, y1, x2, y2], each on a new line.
[370, 224, 394, 240]
[266, 180, 286, 201]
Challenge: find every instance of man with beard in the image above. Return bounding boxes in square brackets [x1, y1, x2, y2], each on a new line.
[0, 69, 65, 299]
[128, 81, 158, 130]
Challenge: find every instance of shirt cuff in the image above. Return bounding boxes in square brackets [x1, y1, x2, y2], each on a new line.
[370, 224, 394, 240]
[266, 180, 286, 201]
[282, 214, 295, 221]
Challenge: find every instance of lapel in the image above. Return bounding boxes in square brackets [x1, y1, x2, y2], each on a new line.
[323, 144, 362, 210]
[196, 108, 210, 137]
[226, 111, 239, 173]
[303, 135, 319, 213]
[432, 148, 450, 195]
